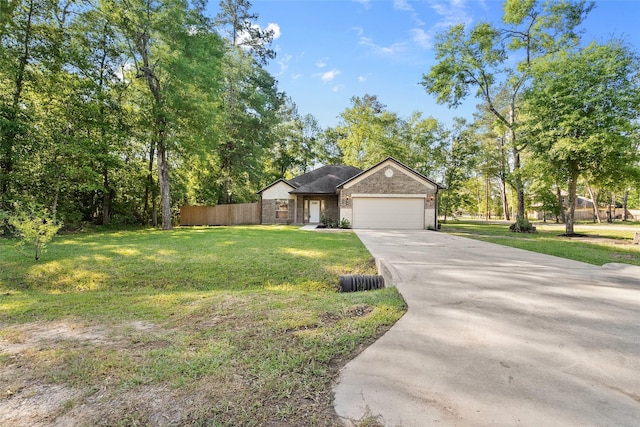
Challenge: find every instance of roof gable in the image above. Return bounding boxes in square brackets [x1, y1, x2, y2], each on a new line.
[338, 157, 442, 190]
[257, 178, 295, 195]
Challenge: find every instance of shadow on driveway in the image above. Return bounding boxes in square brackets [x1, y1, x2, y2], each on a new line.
[333, 230, 640, 427]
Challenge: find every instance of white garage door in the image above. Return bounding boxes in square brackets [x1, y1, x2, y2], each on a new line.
[352, 197, 424, 229]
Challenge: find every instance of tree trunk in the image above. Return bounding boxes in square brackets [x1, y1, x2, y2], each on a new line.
[52, 175, 60, 226]
[512, 146, 525, 221]
[152, 196, 158, 227]
[612, 193, 617, 222]
[144, 142, 155, 224]
[102, 169, 110, 226]
[585, 180, 601, 223]
[555, 184, 565, 224]
[157, 138, 172, 230]
[135, 21, 172, 230]
[506, 107, 525, 222]
[500, 177, 509, 221]
[565, 169, 578, 236]
[622, 189, 629, 221]
[498, 135, 510, 221]
[484, 176, 489, 220]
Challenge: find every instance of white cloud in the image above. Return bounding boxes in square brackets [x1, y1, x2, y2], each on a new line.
[393, 0, 413, 11]
[427, 0, 477, 28]
[275, 52, 291, 76]
[353, 0, 370, 9]
[266, 23, 281, 40]
[320, 69, 341, 82]
[359, 36, 407, 55]
[394, 0, 424, 26]
[410, 28, 432, 49]
[316, 59, 327, 68]
[358, 75, 367, 83]
[292, 73, 303, 80]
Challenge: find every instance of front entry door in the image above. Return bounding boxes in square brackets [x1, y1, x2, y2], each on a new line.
[309, 200, 320, 223]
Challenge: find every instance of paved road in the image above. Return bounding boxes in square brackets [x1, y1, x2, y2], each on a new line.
[333, 230, 640, 427]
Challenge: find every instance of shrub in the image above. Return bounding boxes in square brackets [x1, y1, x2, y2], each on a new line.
[509, 217, 536, 233]
[9, 204, 63, 261]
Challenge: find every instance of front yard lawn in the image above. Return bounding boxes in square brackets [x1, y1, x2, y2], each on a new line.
[0, 226, 406, 426]
[441, 220, 640, 266]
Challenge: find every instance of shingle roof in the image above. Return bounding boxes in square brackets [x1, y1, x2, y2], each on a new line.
[288, 165, 362, 194]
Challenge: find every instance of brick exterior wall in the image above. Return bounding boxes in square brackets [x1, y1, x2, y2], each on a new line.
[262, 195, 340, 224]
[294, 195, 303, 223]
[261, 198, 295, 224]
[340, 166, 437, 208]
[297, 195, 339, 224]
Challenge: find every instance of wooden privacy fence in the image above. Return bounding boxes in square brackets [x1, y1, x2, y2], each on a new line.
[180, 203, 261, 226]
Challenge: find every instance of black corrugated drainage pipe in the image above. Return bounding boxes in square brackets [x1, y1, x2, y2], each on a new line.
[339, 275, 385, 292]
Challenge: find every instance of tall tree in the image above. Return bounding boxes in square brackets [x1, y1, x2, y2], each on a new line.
[214, 0, 274, 63]
[521, 41, 640, 235]
[402, 112, 449, 181]
[334, 94, 404, 169]
[473, 99, 513, 220]
[105, 0, 223, 228]
[0, 0, 40, 210]
[214, 0, 279, 204]
[437, 118, 479, 222]
[422, 0, 594, 223]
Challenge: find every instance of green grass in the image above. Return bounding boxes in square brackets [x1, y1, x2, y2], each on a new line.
[441, 220, 640, 266]
[0, 226, 406, 426]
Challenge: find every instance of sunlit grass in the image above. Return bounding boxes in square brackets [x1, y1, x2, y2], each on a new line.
[0, 225, 406, 425]
[442, 220, 640, 266]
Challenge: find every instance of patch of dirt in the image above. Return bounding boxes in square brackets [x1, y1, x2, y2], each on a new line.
[561, 234, 635, 247]
[346, 305, 374, 318]
[0, 320, 174, 427]
[1, 383, 81, 427]
[0, 317, 390, 426]
[1, 321, 112, 356]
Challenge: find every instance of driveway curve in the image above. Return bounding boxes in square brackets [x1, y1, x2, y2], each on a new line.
[333, 230, 640, 427]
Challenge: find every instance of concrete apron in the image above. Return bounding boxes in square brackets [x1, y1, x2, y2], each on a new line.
[333, 230, 640, 427]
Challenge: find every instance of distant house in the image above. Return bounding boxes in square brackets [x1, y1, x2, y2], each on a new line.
[258, 157, 442, 229]
[530, 194, 634, 221]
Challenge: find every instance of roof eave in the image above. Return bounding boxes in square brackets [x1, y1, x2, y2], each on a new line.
[256, 178, 296, 195]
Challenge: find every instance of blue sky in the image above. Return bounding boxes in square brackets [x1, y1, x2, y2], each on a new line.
[209, 0, 640, 129]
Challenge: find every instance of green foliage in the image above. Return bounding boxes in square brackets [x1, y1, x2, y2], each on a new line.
[0, 209, 11, 237]
[422, 0, 595, 221]
[8, 204, 62, 261]
[521, 40, 640, 234]
[509, 217, 537, 233]
[437, 118, 480, 220]
[0, 0, 290, 229]
[266, 100, 322, 181]
[334, 94, 406, 169]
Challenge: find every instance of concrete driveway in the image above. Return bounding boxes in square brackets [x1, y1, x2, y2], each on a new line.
[333, 230, 640, 426]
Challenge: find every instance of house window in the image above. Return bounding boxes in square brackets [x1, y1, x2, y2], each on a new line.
[275, 199, 289, 219]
